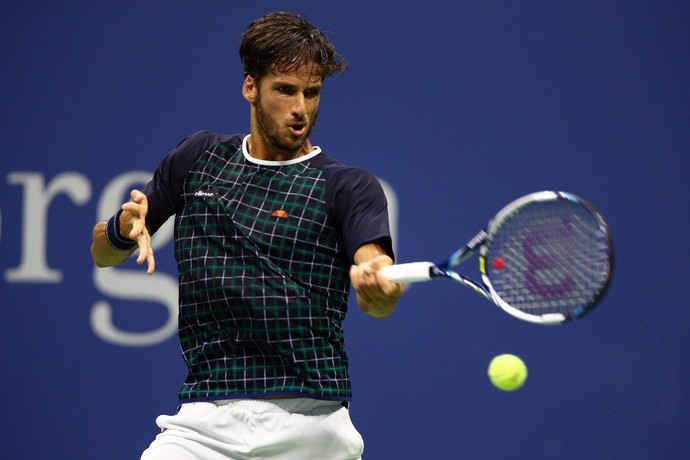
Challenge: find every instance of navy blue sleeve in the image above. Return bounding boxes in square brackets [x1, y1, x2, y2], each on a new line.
[143, 130, 223, 234]
[328, 165, 394, 263]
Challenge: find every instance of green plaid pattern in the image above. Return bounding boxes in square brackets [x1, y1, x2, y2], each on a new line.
[174, 140, 353, 401]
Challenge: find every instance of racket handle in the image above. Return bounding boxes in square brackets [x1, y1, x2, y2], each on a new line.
[380, 262, 434, 284]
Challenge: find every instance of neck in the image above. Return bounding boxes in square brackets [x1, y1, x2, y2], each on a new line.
[246, 133, 313, 162]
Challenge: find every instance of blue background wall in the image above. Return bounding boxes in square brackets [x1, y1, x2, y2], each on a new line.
[2, 1, 689, 459]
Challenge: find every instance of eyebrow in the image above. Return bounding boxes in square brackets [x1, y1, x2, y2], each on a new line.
[270, 79, 322, 90]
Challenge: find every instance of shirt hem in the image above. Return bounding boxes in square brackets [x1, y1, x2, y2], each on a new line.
[179, 390, 352, 404]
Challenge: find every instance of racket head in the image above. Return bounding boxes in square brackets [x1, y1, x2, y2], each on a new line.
[479, 191, 614, 324]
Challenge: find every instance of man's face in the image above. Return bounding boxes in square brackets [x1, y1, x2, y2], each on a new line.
[250, 66, 322, 157]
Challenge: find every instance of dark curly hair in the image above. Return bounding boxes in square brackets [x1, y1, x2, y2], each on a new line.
[239, 12, 348, 81]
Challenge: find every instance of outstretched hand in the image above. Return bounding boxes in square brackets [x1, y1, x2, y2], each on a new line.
[120, 189, 156, 274]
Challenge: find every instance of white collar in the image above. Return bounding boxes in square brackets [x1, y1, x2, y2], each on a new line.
[242, 135, 321, 166]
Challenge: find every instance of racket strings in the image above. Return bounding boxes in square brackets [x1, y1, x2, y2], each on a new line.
[486, 201, 611, 317]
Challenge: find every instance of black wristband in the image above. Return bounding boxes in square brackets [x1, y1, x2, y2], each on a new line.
[105, 209, 137, 251]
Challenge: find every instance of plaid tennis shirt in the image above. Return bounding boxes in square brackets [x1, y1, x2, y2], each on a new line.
[141, 131, 393, 402]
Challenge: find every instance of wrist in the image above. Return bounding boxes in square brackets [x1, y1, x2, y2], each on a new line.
[105, 209, 137, 251]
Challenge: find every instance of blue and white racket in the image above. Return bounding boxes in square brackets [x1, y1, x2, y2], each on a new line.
[381, 191, 614, 324]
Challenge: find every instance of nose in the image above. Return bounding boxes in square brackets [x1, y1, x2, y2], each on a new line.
[291, 94, 306, 119]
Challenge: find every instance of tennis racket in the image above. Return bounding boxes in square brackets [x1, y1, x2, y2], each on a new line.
[381, 191, 614, 324]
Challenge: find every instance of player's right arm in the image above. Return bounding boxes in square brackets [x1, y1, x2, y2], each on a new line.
[91, 189, 155, 274]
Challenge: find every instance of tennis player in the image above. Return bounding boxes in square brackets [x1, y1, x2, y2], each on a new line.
[90, 11, 404, 460]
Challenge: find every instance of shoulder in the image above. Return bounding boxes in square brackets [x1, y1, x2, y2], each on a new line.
[309, 154, 392, 262]
[309, 153, 379, 187]
[175, 130, 243, 154]
[162, 131, 244, 171]
[309, 153, 387, 214]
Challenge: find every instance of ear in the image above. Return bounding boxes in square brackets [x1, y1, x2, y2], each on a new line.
[242, 75, 257, 103]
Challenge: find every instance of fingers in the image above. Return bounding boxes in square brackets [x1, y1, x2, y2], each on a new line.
[350, 258, 405, 318]
[354, 260, 403, 294]
[121, 189, 149, 239]
[121, 189, 155, 274]
[135, 230, 156, 275]
[349, 264, 372, 314]
[354, 256, 403, 295]
[350, 261, 376, 295]
[130, 189, 147, 203]
[365, 255, 393, 272]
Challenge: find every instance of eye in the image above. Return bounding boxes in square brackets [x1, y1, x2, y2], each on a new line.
[305, 87, 321, 98]
[276, 86, 296, 95]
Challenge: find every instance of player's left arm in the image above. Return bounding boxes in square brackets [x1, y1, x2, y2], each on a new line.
[351, 243, 405, 319]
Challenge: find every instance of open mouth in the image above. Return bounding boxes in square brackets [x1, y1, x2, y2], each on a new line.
[289, 123, 306, 136]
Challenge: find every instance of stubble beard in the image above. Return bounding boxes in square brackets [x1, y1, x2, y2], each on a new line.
[254, 92, 318, 155]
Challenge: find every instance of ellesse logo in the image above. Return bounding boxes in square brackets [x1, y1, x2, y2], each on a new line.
[194, 190, 214, 198]
[271, 210, 288, 218]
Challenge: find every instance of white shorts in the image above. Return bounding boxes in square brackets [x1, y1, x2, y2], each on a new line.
[140, 398, 364, 460]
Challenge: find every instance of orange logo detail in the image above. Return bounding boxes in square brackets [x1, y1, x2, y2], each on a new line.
[271, 210, 288, 218]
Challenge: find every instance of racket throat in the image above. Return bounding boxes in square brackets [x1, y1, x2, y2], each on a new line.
[447, 230, 488, 267]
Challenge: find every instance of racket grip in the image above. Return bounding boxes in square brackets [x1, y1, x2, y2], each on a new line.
[380, 262, 434, 284]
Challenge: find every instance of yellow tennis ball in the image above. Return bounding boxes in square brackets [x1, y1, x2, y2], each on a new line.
[487, 354, 528, 391]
